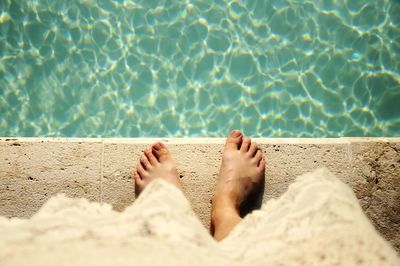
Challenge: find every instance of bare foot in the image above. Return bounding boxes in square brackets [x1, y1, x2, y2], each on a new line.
[134, 142, 181, 196]
[211, 130, 265, 241]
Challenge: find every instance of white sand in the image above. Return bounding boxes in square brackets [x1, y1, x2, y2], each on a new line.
[0, 168, 398, 265]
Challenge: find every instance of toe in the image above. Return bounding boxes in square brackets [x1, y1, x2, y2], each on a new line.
[254, 150, 263, 164]
[225, 130, 243, 150]
[248, 141, 258, 156]
[240, 137, 251, 152]
[152, 142, 171, 163]
[258, 158, 266, 170]
[140, 155, 151, 170]
[134, 171, 143, 183]
[144, 148, 158, 164]
[134, 171, 145, 197]
[136, 163, 148, 178]
[152, 141, 164, 151]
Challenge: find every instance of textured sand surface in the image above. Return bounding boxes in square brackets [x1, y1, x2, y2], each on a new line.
[0, 168, 398, 266]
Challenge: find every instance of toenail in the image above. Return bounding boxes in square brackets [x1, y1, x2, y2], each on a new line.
[231, 130, 241, 137]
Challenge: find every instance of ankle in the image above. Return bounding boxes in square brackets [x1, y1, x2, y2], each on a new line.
[211, 196, 240, 224]
[211, 201, 242, 240]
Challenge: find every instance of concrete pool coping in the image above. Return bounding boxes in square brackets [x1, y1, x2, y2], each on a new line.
[0, 137, 399, 252]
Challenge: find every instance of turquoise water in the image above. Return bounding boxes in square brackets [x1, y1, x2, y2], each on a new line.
[0, 0, 399, 137]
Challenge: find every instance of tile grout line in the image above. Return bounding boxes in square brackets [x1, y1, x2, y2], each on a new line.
[100, 139, 104, 204]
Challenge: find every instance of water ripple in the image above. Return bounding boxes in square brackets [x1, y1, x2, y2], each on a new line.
[0, 0, 399, 137]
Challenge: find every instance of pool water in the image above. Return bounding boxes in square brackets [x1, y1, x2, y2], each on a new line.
[0, 0, 399, 137]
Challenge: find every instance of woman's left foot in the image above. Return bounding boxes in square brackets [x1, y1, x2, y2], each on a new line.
[135, 142, 181, 196]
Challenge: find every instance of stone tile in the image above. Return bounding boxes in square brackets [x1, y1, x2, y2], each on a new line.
[100, 141, 147, 212]
[101, 139, 223, 228]
[2, 137, 399, 253]
[258, 139, 352, 202]
[0, 138, 102, 218]
[349, 139, 400, 252]
[178, 142, 223, 228]
[189, 140, 353, 227]
[2, 137, 398, 253]
[101, 139, 353, 229]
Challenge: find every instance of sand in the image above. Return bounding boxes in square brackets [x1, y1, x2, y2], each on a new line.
[0, 168, 398, 265]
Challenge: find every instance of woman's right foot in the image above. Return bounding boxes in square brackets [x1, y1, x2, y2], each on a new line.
[211, 130, 265, 241]
[134, 142, 181, 197]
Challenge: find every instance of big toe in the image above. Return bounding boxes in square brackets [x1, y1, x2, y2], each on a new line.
[152, 142, 171, 162]
[225, 130, 243, 150]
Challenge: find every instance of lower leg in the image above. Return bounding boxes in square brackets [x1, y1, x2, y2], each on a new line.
[211, 196, 242, 241]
